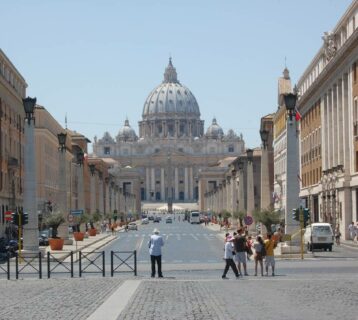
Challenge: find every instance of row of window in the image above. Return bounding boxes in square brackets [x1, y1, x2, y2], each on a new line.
[0, 58, 26, 97]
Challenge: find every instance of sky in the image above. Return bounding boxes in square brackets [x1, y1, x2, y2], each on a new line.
[1, 0, 354, 152]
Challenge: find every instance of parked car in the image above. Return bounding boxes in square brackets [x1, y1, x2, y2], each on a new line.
[39, 235, 49, 246]
[148, 216, 154, 221]
[153, 217, 160, 223]
[141, 218, 149, 225]
[127, 222, 138, 231]
[165, 217, 172, 224]
[304, 223, 334, 251]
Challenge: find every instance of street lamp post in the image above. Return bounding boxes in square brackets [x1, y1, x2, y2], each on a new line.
[57, 132, 72, 244]
[22, 97, 39, 253]
[283, 91, 300, 233]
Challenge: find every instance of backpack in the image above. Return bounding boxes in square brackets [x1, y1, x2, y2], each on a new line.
[261, 243, 266, 257]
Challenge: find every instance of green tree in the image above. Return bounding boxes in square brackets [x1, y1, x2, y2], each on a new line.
[253, 207, 281, 234]
[44, 212, 65, 238]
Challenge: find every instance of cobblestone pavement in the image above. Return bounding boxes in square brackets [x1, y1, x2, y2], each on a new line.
[0, 278, 122, 320]
[117, 277, 358, 320]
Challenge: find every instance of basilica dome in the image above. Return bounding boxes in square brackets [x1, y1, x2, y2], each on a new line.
[117, 119, 137, 142]
[142, 58, 200, 120]
[206, 118, 224, 139]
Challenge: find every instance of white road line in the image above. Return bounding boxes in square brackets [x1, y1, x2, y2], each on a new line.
[137, 237, 144, 251]
[190, 234, 199, 241]
[87, 280, 141, 320]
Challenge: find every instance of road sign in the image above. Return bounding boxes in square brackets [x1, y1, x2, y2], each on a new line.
[68, 214, 74, 223]
[4, 211, 12, 221]
[70, 209, 83, 215]
[244, 215, 253, 225]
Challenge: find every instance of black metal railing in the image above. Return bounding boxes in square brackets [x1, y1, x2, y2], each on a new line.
[47, 251, 74, 278]
[111, 250, 137, 276]
[16, 252, 42, 279]
[79, 251, 105, 277]
[0, 256, 10, 280]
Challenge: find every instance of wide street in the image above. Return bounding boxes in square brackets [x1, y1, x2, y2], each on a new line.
[1, 216, 357, 320]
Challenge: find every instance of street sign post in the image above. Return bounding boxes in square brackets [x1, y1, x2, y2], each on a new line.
[4, 211, 12, 222]
[244, 215, 253, 225]
[70, 209, 83, 216]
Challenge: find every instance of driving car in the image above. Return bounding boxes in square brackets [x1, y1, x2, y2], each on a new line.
[141, 218, 149, 224]
[165, 217, 172, 223]
[127, 222, 138, 230]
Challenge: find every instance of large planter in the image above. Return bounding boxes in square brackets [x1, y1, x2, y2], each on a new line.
[88, 228, 97, 236]
[49, 238, 64, 251]
[73, 232, 85, 241]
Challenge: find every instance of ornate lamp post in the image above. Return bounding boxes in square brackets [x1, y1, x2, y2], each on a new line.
[283, 91, 300, 233]
[57, 132, 72, 244]
[22, 97, 39, 253]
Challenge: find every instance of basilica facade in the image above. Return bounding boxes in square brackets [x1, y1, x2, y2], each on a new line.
[93, 59, 245, 203]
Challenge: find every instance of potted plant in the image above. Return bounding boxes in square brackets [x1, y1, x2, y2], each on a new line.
[88, 211, 101, 236]
[73, 213, 89, 241]
[44, 212, 65, 250]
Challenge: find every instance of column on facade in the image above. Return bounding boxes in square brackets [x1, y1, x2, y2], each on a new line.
[151, 168, 155, 199]
[246, 162, 254, 217]
[161, 168, 165, 201]
[78, 165, 84, 212]
[174, 167, 179, 201]
[238, 171, 245, 213]
[332, 86, 338, 166]
[98, 175, 104, 214]
[322, 94, 328, 170]
[260, 145, 270, 210]
[337, 80, 343, 165]
[90, 174, 96, 214]
[226, 178, 231, 212]
[328, 89, 334, 168]
[189, 167, 193, 200]
[146, 168, 150, 200]
[184, 167, 189, 200]
[231, 174, 237, 214]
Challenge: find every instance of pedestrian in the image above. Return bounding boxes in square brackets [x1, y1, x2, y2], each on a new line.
[348, 222, 355, 241]
[222, 236, 239, 279]
[246, 236, 253, 261]
[335, 225, 341, 245]
[253, 235, 264, 276]
[148, 228, 164, 278]
[355, 222, 358, 241]
[233, 228, 249, 276]
[224, 232, 230, 243]
[264, 234, 277, 276]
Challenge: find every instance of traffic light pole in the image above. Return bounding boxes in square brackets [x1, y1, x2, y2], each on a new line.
[299, 207, 304, 260]
[18, 212, 22, 262]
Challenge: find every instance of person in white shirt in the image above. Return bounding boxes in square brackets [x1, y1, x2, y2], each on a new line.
[222, 236, 239, 279]
[148, 228, 164, 278]
[348, 222, 355, 241]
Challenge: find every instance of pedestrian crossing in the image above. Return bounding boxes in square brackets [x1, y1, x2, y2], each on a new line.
[118, 233, 218, 240]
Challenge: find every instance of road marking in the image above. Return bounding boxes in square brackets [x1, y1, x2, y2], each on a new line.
[87, 280, 141, 320]
[190, 234, 199, 241]
[137, 237, 144, 251]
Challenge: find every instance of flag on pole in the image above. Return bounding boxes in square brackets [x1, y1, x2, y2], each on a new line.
[295, 107, 302, 121]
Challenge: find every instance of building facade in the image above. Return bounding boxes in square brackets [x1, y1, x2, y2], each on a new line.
[93, 59, 245, 203]
[0, 49, 27, 237]
[297, 1, 358, 239]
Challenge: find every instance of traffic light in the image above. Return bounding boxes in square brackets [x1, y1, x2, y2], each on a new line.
[292, 209, 299, 221]
[303, 208, 310, 227]
[22, 212, 29, 225]
[11, 212, 19, 225]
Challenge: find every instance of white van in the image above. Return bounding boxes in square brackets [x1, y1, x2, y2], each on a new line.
[304, 223, 334, 251]
[189, 211, 200, 224]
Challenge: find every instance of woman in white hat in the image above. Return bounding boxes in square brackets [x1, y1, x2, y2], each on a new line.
[222, 235, 239, 279]
[148, 228, 164, 278]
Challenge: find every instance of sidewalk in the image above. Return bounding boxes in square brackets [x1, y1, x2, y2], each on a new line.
[340, 239, 358, 249]
[45, 228, 123, 260]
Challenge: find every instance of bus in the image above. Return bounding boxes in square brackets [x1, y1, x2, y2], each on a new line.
[189, 211, 200, 224]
